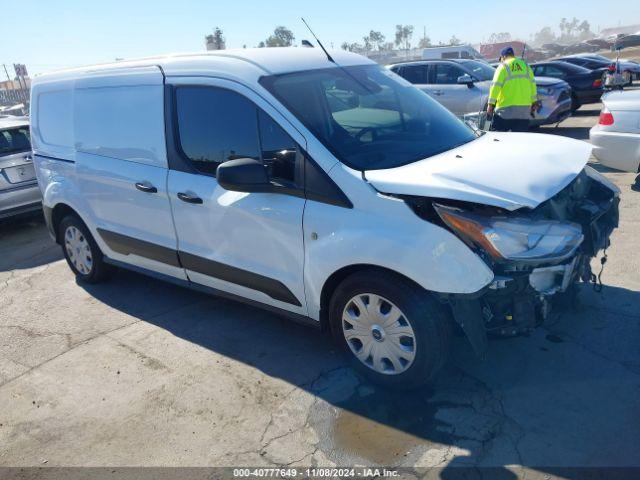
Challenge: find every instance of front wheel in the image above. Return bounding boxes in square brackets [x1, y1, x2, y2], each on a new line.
[329, 270, 451, 390]
[59, 215, 112, 283]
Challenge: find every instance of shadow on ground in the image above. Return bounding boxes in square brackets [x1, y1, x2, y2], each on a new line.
[0, 211, 62, 272]
[78, 267, 640, 473]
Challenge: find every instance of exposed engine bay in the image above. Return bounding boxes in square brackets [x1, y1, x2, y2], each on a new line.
[401, 166, 620, 355]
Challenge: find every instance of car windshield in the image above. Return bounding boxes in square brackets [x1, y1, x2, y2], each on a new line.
[260, 64, 476, 171]
[459, 60, 495, 81]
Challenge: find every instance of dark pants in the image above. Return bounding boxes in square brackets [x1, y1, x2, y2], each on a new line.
[491, 115, 530, 132]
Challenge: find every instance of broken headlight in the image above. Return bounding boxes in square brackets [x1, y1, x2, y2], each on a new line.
[434, 204, 584, 263]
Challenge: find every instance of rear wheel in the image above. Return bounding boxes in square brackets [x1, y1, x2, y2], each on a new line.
[59, 215, 112, 283]
[329, 270, 451, 390]
[571, 94, 581, 112]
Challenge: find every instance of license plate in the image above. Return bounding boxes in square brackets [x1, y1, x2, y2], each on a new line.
[3, 163, 36, 184]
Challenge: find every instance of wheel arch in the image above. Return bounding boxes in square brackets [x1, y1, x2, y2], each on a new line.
[50, 203, 83, 244]
[319, 264, 433, 331]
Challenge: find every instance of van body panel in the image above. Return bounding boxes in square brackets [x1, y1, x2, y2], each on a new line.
[302, 162, 495, 320]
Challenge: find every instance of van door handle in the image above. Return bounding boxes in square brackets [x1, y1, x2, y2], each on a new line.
[177, 192, 203, 204]
[432, 89, 444, 96]
[135, 182, 157, 193]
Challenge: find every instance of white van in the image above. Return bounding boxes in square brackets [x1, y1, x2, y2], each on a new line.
[421, 45, 485, 61]
[31, 48, 619, 388]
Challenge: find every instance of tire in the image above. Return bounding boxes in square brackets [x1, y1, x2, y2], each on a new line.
[59, 215, 112, 283]
[329, 270, 452, 390]
[570, 94, 581, 113]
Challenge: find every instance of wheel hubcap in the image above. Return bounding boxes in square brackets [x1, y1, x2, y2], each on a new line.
[341, 293, 416, 375]
[64, 226, 93, 275]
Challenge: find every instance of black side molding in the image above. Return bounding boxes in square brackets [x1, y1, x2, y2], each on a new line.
[34, 154, 75, 164]
[180, 252, 301, 306]
[97, 228, 301, 307]
[97, 228, 181, 268]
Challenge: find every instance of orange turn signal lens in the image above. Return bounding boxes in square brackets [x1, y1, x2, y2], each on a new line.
[437, 209, 504, 260]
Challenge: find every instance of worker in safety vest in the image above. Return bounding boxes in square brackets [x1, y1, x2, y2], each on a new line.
[487, 46, 540, 132]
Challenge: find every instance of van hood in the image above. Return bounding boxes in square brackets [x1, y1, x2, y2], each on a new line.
[364, 132, 592, 211]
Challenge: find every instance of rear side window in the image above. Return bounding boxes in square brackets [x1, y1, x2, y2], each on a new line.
[74, 85, 166, 166]
[38, 90, 73, 147]
[0, 127, 31, 155]
[543, 66, 567, 78]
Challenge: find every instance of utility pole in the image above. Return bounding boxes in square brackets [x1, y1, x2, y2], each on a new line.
[2, 64, 11, 85]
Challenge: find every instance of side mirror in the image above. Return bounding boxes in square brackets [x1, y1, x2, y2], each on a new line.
[216, 158, 272, 193]
[457, 74, 474, 87]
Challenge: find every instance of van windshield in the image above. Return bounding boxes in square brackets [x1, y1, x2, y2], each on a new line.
[260, 65, 476, 171]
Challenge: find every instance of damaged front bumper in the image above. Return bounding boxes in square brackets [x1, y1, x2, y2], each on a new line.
[442, 167, 620, 356]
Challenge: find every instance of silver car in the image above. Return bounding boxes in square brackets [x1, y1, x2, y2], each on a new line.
[0, 117, 41, 219]
[388, 59, 572, 127]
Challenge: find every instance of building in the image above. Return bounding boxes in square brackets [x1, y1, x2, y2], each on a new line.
[600, 24, 640, 39]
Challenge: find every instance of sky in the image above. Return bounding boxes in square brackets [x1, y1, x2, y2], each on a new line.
[1, 0, 637, 76]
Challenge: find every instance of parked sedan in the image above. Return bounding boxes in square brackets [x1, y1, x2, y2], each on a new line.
[531, 61, 604, 110]
[556, 55, 613, 71]
[388, 59, 572, 127]
[614, 34, 640, 50]
[0, 117, 41, 219]
[565, 54, 640, 84]
[590, 89, 640, 176]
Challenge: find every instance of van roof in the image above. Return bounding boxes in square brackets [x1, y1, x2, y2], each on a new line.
[33, 47, 374, 84]
[421, 44, 475, 50]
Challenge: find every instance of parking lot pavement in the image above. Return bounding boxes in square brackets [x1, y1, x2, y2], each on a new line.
[1, 103, 639, 475]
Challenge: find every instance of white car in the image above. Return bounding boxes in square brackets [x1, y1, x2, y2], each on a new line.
[590, 89, 640, 174]
[31, 48, 619, 388]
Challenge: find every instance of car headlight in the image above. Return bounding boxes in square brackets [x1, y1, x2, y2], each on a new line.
[434, 204, 583, 263]
[584, 165, 620, 195]
[538, 87, 554, 96]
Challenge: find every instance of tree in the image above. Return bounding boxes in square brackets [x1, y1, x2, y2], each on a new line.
[559, 17, 580, 42]
[362, 35, 373, 52]
[257, 41, 266, 48]
[342, 42, 364, 53]
[205, 27, 225, 50]
[368, 30, 386, 51]
[487, 32, 512, 44]
[578, 20, 594, 40]
[265, 26, 295, 47]
[532, 26, 556, 46]
[394, 25, 414, 50]
[449, 35, 461, 45]
[417, 36, 431, 48]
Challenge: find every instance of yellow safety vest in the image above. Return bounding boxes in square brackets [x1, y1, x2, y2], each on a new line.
[488, 57, 537, 117]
